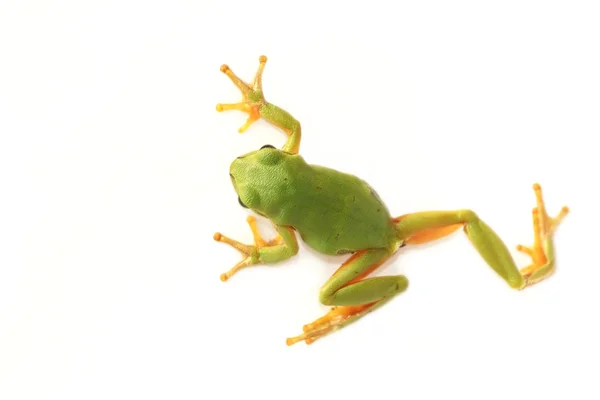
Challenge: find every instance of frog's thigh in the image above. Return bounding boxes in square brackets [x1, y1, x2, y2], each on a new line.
[287, 248, 408, 346]
[319, 248, 408, 306]
[394, 210, 524, 288]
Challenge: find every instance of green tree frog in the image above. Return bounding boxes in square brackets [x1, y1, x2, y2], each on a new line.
[213, 55, 570, 346]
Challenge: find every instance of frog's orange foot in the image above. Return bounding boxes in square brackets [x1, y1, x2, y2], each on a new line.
[214, 216, 281, 282]
[216, 56, 267, 133]
[213, 232, 258, 282]
[515, 183, 569, 281]
[285, 304, 375, 346]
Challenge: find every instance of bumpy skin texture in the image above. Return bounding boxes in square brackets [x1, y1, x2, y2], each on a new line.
[231, 147, 398, 255]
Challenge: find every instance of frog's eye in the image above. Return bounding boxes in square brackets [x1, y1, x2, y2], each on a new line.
[261, 144, 275, 150]
[238, 196, 248, 209]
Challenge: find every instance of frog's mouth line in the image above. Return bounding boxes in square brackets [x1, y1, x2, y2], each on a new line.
[229, 173, 246, 208]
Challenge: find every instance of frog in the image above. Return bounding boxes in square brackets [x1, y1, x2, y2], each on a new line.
[212, 55, 570, 346]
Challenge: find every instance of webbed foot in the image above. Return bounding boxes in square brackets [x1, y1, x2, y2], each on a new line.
[515, 183, 569, 287]
[214, 216, 281, 281]
[286, 304, 378, 346]
[216, 56, 268, 133]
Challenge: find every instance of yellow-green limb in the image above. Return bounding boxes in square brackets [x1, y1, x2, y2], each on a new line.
[216, 55, 302, 154]
[394, 183, 569, 289]
[214, 216, 298, 281]
[286, 248, 408, 346]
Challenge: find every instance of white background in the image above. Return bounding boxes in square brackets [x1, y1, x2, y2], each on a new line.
[1, 1, 598, 399]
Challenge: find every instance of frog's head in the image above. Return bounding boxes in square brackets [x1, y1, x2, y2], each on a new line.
[229, 144, 288, 214]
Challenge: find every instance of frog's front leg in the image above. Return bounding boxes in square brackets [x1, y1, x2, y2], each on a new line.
[216, 55, 302, 154]
[214, 216, 298, 281]
[286, 248, 408, 346]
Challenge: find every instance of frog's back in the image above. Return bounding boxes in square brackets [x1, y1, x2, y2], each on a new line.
[271, 158, 398, 255]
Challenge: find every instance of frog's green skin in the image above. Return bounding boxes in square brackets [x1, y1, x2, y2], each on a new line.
[231, 149, 397, 255]
[213, 56, 570, 346]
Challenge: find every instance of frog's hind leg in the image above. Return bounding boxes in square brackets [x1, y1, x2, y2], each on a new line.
[286, 248, 408, 346]
[393, 183, 569, 289]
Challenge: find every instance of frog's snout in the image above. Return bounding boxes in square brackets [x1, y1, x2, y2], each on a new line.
[229, 172, 238, 191]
